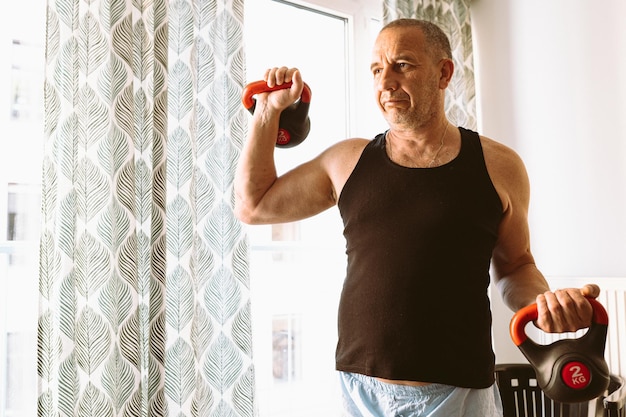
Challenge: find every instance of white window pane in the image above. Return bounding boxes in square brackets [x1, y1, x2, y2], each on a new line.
[244, 1, 350, 416]
[1, 2, 45, 416]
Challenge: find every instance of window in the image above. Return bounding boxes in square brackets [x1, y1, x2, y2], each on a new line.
[1, 2, 46, 416]
[244, 1, 382, 415]
[272, 314, 302, 382]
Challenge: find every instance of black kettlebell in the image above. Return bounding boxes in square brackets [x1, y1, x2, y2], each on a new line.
[510, 297, 610, 403]
[241, 80, 312, 148]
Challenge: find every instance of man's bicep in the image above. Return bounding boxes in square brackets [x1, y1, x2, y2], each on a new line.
[244, 160, 336, 224]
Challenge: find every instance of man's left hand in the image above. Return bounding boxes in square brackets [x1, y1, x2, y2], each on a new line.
[535, 284, 601, 333]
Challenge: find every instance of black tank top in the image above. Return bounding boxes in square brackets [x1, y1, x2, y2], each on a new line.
[336, 127, 503, 388]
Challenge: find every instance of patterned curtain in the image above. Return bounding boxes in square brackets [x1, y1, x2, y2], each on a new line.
[38, 0, 253, 416]
[383, 0, 477, 130]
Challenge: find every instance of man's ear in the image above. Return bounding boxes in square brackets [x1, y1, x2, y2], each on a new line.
[439, 58, 454, 89]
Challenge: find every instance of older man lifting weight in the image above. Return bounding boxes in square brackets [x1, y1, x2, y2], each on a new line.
[234, 18, 600, 417]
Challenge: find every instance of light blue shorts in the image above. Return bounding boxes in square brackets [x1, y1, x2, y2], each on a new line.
[339, 371, 503, 417]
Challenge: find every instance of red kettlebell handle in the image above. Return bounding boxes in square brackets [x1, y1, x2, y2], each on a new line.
[241, 80, 312, 110]
[510, 296, 609, 346]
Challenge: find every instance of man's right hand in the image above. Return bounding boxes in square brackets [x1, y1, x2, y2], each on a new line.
[257, 67, 305, 113]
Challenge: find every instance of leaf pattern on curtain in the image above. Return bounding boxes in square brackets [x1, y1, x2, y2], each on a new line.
[39, 0, 253, 415]
[383, 0, 477, 130]
[166, 0, 253, 414]
[40, 0, 169, 415]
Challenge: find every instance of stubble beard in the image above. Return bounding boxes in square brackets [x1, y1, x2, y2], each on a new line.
[385, 100, 438, 131]
[383, 85, 441, 131]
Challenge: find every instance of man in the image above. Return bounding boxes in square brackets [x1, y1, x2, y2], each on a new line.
[234, 18, 599, 416]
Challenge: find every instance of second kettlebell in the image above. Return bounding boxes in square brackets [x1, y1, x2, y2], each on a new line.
[241, 80, 312, 148]
[510, 297, 610, 403]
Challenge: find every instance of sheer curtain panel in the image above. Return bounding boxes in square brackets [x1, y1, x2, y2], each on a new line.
[38, 0, 253, 416]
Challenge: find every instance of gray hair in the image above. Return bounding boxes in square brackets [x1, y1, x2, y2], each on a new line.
[381, 18, 452, 61]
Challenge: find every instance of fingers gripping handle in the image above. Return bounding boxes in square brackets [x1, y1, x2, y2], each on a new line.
[241, 81, 312, 110]
[510, 297, 609, 346]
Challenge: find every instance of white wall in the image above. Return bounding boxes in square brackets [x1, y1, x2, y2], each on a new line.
[471, 0, 626, 362]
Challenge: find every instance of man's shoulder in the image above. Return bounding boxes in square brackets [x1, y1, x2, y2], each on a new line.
[322, 138, 372, 201]
[324, 137, 371, 162]
[478, 134, 525, 167]
[478, 134, 530, 203]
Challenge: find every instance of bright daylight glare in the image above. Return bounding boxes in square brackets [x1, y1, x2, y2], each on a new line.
[1, 1, 46, 416]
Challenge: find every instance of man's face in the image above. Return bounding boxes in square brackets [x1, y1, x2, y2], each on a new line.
[370, 27, 445, 130]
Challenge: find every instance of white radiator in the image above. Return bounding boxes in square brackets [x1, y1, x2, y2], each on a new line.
[539, 277, 626, 378]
